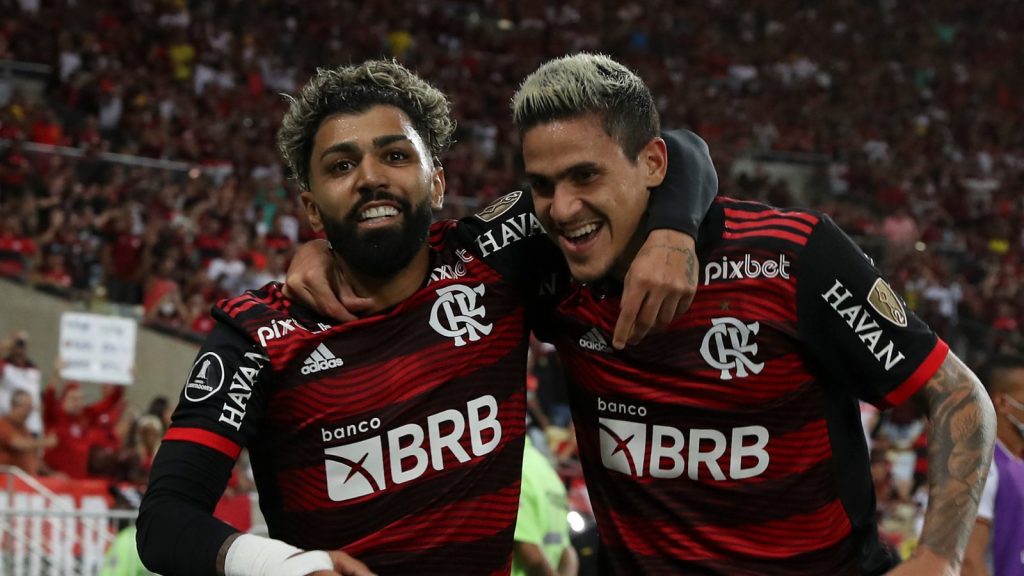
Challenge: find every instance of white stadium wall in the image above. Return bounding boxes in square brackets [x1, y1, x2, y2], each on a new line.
[0, 279, 198, 409]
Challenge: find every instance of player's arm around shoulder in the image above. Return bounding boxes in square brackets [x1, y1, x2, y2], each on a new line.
[886, 353, 995, 576]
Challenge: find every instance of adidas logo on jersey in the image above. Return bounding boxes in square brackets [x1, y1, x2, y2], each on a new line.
[301, 343, 344, 375]
[578, 327, 612, 353]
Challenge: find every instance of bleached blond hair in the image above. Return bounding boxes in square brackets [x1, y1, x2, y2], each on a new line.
[277, 60, 455, 191]
[512, 53, 659, 161]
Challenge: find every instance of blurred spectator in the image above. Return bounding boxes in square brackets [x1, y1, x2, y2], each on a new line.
[0, 215, 37, 280]
[0, 331, 43, 434]
[101, 209, 144, 304]
[42, 379, 124, 479]
[0, 389, 56, 475]
[513, 436, 578, 576]
[115, 414, 162, 487]
[146, 395, 173, 431]
[100, 523, 156, 576]
[963, 355, 1024, 576]
[206, 240, 247, 295]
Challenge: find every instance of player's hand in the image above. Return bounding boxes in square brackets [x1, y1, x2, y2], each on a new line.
[307, 550, 377, 576]
[283, 239, 375, 322]
[613, 229, 698, 349]
[882, 548, 957, 576]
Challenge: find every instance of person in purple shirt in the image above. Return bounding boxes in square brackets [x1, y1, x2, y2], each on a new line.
[964, 354, 1024, 576]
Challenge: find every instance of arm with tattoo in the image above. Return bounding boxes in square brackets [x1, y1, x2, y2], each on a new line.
[891, 353, 995, 575]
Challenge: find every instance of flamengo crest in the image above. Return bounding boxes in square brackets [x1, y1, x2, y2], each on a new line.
[429, 284, 493, 347]
[700, 317, 765, 380]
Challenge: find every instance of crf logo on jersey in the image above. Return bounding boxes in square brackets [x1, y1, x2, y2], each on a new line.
[322, 395, 502, 502]
[257, 318, 305, 347]
[599, 417, 770, 481]
[429, 284, 493, 347]
[700, 317, 764, 380]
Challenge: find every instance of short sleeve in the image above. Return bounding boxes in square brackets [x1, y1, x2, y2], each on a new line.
[453, 192, 569, 322]
[162, 313, 272, 460]
[796, 215, 949, 407]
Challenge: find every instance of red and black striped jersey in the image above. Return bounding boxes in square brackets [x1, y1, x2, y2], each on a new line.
[540, 197, 948, 575]
[143, 130, 719, 576]
[162, 191, 561, 575]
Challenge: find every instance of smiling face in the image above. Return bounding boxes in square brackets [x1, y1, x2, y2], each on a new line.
[301, 105, 445, 279]
[523, 114, 666, 283]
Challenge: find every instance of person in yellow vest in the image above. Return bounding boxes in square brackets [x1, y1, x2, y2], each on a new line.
[513, 435, 578, 576]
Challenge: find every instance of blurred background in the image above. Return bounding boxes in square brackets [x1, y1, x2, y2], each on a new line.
[0, 0, 1020, 573]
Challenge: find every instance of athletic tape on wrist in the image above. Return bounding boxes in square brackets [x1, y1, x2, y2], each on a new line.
[224, 533, 333, 576]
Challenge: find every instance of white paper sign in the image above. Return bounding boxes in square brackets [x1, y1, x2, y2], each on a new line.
[59, 312, 137, 385]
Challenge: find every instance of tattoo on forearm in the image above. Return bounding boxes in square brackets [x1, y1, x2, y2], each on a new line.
[913, 356, 995, 566]
[641, 245, 697, 283]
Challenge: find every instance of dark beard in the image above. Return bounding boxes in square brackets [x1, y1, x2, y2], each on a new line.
[319, 190, 433, 280]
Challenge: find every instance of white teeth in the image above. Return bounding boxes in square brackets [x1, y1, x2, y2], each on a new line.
[359, 206, 399, 221]
[564, 223, 599, 239]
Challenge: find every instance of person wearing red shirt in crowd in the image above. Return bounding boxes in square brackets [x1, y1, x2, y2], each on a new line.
[0, 215, 38, 279]
[264, 214, 295, 252]
[0, 137, 32, 190]
[101, 209, 144, 304]
[0, 390, 56, 475]
[42, 379, 124, 479]
[29, 109, 65, 145]
[31, 247, 74, 291]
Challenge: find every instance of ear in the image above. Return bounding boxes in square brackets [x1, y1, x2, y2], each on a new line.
[430, 166, 446, 210]
[640, 137, 668, 188]
[299, 191, 323, 232]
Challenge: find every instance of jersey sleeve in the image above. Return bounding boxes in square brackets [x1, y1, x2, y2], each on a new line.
[796, 215, 949, 408]
[138, 307, 275, 576]
[162, 308, 272, 460]
[453, 191, 569, 322]
[646, 129, 719, 237]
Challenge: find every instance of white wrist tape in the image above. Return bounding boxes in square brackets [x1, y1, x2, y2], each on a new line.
[224, 533, 333, 576]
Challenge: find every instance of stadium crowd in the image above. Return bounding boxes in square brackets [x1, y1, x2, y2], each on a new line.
[1, 0, 1022, 560]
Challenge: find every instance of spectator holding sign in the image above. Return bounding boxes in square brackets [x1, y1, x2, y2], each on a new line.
[43, 373, 124, 479]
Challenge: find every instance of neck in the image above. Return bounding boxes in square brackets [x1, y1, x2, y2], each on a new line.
[998, 419, 1024, 457]
[609, 226, 648, 282]
[334, 246, 430, 313]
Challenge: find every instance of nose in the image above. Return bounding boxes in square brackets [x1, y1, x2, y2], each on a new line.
[549, 182, 582, 224]
[355, 157, 389, 192]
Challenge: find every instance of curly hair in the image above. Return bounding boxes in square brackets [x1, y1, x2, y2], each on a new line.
[512, 53, 659, 162]
[277, 60, 455, 191]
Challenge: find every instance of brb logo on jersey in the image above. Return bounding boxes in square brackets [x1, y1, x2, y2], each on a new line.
[597, 398, 770, 481]
[429, 284, 493, 347]
[700, 317, 764, 380]
[322, 395, 502, 502]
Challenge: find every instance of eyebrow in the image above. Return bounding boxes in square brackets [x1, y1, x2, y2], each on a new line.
[318, 134, 412, 161]
[526, 161, 601, 184]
